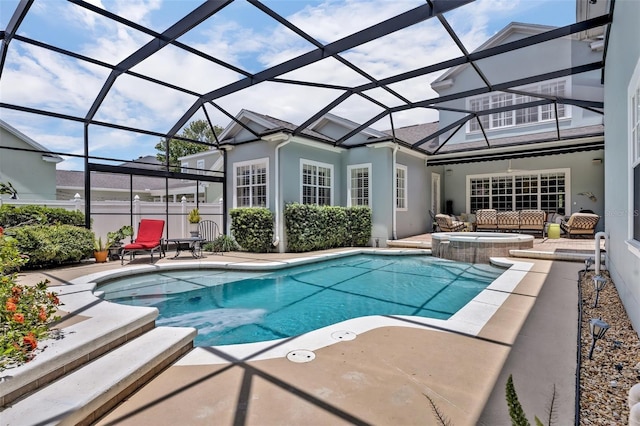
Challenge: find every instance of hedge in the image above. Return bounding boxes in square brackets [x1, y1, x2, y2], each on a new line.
[9, 224, 94, 267]
[0, 205, 85, 227]
[0, 205, 92, 268]
[284, 203, 372, 252]
[230, 207, 274, 253]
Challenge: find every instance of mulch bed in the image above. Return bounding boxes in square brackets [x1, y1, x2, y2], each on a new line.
[579, 270, 640, 424]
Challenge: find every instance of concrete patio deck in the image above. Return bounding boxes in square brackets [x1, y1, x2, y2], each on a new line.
[10, 234, 598, 425]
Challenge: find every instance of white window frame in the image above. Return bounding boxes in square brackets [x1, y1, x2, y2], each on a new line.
[233, 157, 269, 208]
[467, 78, 571, 133]
[627, 57, 640, 258]
[347, 163, 371, 207]
[465, 168, 571, 213]
[196, 159, 205, 175]
[396, 164, 408, 211]
[300, 159, 334, 205]
[181, 162, 188, 174]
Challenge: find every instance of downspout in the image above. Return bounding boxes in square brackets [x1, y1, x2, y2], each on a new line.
[392, 143, 399, 240]
[274, 134, 291, 253]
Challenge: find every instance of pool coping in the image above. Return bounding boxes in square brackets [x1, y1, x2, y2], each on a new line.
[66, 248, 534, 366]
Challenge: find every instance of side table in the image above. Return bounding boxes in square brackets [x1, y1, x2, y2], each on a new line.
[166, 237, 205, 258]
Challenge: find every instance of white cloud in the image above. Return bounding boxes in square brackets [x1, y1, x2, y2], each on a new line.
[2, 0, 535, 162]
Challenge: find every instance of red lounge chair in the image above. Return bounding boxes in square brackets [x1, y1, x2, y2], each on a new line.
[121, 219, 165, 264]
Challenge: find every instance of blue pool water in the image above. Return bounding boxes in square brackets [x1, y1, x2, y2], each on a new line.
[99, 254, 504, 346]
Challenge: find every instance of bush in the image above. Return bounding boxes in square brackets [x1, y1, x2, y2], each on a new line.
[230, 208, 274, 253]
[0, 205, 85, 227]
[284, 203, 372, 252]
[203, 234, 239, 253]
[9, 224, 94, 267]
[1, 233, 61, 370]
[346, 206, 372, 246]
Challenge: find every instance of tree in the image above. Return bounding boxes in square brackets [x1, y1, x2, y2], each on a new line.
[155, 119, 223, 170]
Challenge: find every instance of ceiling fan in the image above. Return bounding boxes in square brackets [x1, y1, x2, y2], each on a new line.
[503, 159, 529, 173]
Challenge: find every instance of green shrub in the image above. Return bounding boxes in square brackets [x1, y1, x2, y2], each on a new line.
[203, 234, 239, 253]
[230, 208, 274, 253]
[1, 232, 61, 370]
[9, 224, 94, 267]
[346, 206, 372, 246]
[284, 203, 372, 252]
[0, 205, 85, 227]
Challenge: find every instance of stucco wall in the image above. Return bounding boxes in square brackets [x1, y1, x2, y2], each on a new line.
[0, 127, 57, 200]
[603, 0, 640, 333]
[395, 151, 429, 239]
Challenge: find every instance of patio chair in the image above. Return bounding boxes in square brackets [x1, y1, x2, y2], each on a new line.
[560, 213, 600, 239]
[429, 210, 439, 232]
[435, 214, 466, 232]
[198, 220, 221, 254]
[121, 219, 165, 264]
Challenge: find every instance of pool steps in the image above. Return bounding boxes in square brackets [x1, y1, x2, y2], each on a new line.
[0, 282, 197, 425]
[1, 326, 196, 425]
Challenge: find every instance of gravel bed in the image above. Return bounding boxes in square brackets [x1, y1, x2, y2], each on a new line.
[579, 270, 640, 425]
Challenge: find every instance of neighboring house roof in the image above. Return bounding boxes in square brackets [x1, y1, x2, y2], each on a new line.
[0, 118, 63, 163]
[118, 155, 164, 170]
[56, 156, 214, 194]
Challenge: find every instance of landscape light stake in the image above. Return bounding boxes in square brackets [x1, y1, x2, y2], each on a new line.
[588, 317, 610, 360]
[592, 275, 607, 308]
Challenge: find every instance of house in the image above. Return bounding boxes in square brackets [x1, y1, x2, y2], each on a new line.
[0, 118, 62, 200]
[425, 22, 605, 230]
[603, 0, 640, 336]
[219, 109, 430, 252]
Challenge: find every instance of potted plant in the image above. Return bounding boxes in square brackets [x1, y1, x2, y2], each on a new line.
[93, 236, 109, 263]
[188, 208, 201, 237]
[106, 225, 134, 260]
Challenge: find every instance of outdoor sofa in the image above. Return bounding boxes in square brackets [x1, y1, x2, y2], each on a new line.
[475, 209, 546, 235]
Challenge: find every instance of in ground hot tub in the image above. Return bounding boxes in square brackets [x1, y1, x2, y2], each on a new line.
[431, 232, 534, 264]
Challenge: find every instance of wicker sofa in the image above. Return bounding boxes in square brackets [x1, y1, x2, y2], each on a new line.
[475, 209, 546, 235]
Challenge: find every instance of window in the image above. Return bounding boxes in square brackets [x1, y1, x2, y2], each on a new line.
[396, 165, 407, 210]
[196, 159, 205, 175]
[347, 164, 371, 207]
[181, 162, 188, 173]
[467, 79, 568, 133]
[467, 169, 568, 213]
[631, 61, 640, 244]
[301, 160, 333, 205]
[234, 158, 268, 208]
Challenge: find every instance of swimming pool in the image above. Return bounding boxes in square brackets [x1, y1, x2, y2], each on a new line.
[99, 254, 505, 346]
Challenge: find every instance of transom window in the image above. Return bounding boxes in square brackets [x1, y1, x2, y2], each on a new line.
[301, 159, 333, 205]
[396, 165, 407, 211]
[469, 79, 568, 132]
[347, 163, 371, 207]
[234, 158, 268, 208]
[467, 169, 569, 213]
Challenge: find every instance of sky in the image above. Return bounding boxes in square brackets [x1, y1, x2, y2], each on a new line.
[0, 0, 578, 170]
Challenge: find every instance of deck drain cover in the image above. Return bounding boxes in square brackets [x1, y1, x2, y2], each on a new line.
[331, 330, 356, 341]
[286, 350, 316, 363]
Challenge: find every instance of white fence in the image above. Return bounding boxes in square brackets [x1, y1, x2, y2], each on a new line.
[0, 195, 223, 242]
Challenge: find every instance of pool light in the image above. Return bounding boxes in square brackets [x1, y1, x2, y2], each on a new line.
[588, 317, 610, 360]
[592, 275, 607, 308]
